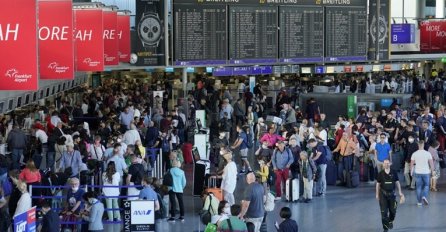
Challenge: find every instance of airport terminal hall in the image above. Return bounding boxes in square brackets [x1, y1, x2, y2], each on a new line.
[2, 0, 446, 232]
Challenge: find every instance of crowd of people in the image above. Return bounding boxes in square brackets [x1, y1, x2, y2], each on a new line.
[0, 72, 444, 232]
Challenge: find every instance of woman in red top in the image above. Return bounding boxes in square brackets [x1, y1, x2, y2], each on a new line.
[19, 159, 42, 206]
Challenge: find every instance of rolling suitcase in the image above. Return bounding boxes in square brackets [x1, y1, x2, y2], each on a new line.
[359, 161, 369, 182]
[206, 176, 223, 201]
[326, 160, 337, 185]
[285, 178, 299, 202]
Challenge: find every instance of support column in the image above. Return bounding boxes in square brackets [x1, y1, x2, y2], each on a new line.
[436, 0, 445, 18]
[182, 68, 188, 120]
[417, 0, 426, 19]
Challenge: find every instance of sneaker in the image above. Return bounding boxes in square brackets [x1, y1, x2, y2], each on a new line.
[417, 202, 422, 206]
[178, 217, 185, 222]
[422, 197, 429, 205]
[167, 218, 176, 222]
[389, 221, 393, 229]
[304, 199, 312, 203]
[274, 197, 282, 201]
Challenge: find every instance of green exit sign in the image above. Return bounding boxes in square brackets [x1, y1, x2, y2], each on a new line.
[442, 57, 446, 63]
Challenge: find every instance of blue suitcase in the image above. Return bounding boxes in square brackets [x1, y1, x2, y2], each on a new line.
[326, 160, 337, 185]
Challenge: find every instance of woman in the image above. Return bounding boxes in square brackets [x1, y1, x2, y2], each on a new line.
[211, 200, 231, 226]
[218, 149, 237, 206]
[428, 141, 441, 191]
[168, 160, 186, 222]
[19, 159, 42, 206]
[82, 191, 104, 232]
[102, 161, 121, 221]
[170, 129, 180, 151]
[14, 180, 31, 217]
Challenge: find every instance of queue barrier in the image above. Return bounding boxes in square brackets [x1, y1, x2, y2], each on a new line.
[146, 148, 164, 179]
[30, 184, 145, 225]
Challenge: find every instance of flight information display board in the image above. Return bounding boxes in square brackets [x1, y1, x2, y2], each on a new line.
[229, 6, 278, 64]
[174, 4, 227, 65]
[279, 6, 324, 63]
[325, 7, 367, 62]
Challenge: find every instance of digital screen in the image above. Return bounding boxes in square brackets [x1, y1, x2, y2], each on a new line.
[165, 67, 174, 72]
[301, 67, 312, 74]
[381, 99, 394, 107]
[206, 67, 214, 73]
[186, 67, 195, 73]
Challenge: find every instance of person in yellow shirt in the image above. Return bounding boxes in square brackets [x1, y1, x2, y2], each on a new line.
[135, 140, 146, 159]
[256, 159, 269, 191]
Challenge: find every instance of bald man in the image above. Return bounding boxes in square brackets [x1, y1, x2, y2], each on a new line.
[239, 172, 265, 232]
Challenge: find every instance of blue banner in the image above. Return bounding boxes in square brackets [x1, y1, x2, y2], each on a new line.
[391, 24, 415, 44]
[14, 207, 36, 232]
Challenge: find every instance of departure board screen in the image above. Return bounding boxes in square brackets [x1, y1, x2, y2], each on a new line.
[279, 6, 324, 63]
[229, 6, 278, 64]
[325, 7, 367, 61]
[174, 4, 227, 65]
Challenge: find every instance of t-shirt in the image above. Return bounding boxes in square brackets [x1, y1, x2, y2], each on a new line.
[128, 163, 145, 184]
[218, 216, 248, 232]
[138, 186, 158, 201]
[243, 182, 264, 218]
[375, 143, 391, 162]
[313, 145, 327, 165]
[411, 149, 432, 174]
[377, 169, 398, 192]
[66, 189, 85, 213]
[239, 132, 248, 150]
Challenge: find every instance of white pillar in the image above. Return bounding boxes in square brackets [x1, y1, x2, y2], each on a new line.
[436, 0, 445, 18]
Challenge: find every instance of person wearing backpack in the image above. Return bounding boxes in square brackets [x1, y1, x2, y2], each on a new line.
[271, 140, 294, 201]
[309, 138, 328, 196]
[231, 125, 252, 174]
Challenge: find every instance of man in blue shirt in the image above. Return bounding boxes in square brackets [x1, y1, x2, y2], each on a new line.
[231, 125, 251, 174]
[138, 176, 160, 211]
[375, 133, 392, 173]
[271, 140, 294, 200]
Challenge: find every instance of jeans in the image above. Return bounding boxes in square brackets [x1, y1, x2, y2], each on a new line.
[11, 148, 23, 170]
[105, 197, 121, 220]
[317, 164, 327, 194]
[47, 151, 55, 171]
[169, 191, 184, 218]
[245, 217, 263, 232]
[274, 168, 289, 197]
[342, 155, 353, 183]
[415, 173, 430, 203]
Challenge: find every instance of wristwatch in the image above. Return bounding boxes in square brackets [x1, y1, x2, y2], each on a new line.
[137, 4, 163, 51]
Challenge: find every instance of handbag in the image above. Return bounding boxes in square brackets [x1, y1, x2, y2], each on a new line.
[200, 195, 214, 225]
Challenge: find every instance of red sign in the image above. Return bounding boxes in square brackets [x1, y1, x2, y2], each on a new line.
[39, 0, 74, 80]
[344, 66, 352, 72]
[0, 0, 38, 90]
[356, 66, 364, 72]
[103, 10, 119, 65]
[420, 20, 446, 53]
[117, 14, 131, 63]
[384, 64, 392, 71]
[74, 9, 104, 71]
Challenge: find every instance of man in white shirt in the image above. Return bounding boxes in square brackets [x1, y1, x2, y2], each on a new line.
[410, 140, 435, 206]
[218, 149, 237, 206]
[123, 124, 141, 146]
[34, 124, 48, 169]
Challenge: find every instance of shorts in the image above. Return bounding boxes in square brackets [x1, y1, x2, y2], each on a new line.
[240, 148, 248, 160]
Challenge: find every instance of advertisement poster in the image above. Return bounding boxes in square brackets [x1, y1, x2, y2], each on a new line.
[13, 207, 36, 232]
[103, 10, 119, 65]
[123, 200, 155, 232]
[368, 0, 390, 60]
[74, 8, 104, 71]
[118, 13, 131, 63]
[39, 0, 74, 79]
[420, 20, 446, 53]
[0, 0, 38, 90]
[132, 0, 166, 66]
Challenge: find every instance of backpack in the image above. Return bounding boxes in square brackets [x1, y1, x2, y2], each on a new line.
[264, 192, 275, 212]
[244, 132, 253, 149]
[322, 145, 333, 161]
[162, 169, 173, 187]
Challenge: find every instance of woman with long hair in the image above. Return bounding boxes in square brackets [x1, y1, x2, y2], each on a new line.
[19, 159, 42, 206]
[102, 161, 121, 221]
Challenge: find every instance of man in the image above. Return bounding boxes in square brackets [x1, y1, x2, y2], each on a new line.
[6, 124, 28, 170]
[33, 123, 48, 170]
[318, 113, 330, 131]
[145, 121, 159, 148]
[410, 140, 435, 206]
[375, 133, 392, 173]
[376, 159, 404, 232]
[119, 106, 134, 130]
[282, 103, 297, 131]
[219, 98, 233, 120]
[59, 143, 83, 178]
[218, 204, 248, 232]
[271, 141, 294, 200]
[127, 154, 145, 200]
[123, 123, 141, 146]
[419, 121, 434, 149]
[239, 172, 264, 232]
[403, 134, 418, 190]
[107, 143, 128, 181]
[309, 138, 327, 196]
[218, 149, 237, 206]
[138, 176, 160, 211]
[39, 201, 60, 232]
[231, 125, 251, 174]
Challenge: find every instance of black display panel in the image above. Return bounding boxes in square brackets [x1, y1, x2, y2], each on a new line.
[174, 4, 227, 65]
[229, 6, 278, 64]
[279, 6, 324, 63]
[325, 7, 367, 62]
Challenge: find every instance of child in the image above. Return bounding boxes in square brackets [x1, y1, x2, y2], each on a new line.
[276, 207, 298, 232]
[256, 159, 269, 191]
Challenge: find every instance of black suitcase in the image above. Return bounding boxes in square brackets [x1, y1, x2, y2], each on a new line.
[326, 160, 337, 185]
[193, 162, 207, 196]
[359, 161, 369, 182]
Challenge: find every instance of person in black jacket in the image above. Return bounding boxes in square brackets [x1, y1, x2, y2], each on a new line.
[6, 124, 28, 170]
[39, 201, 60, 232]
[276, 207, 298, 232]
